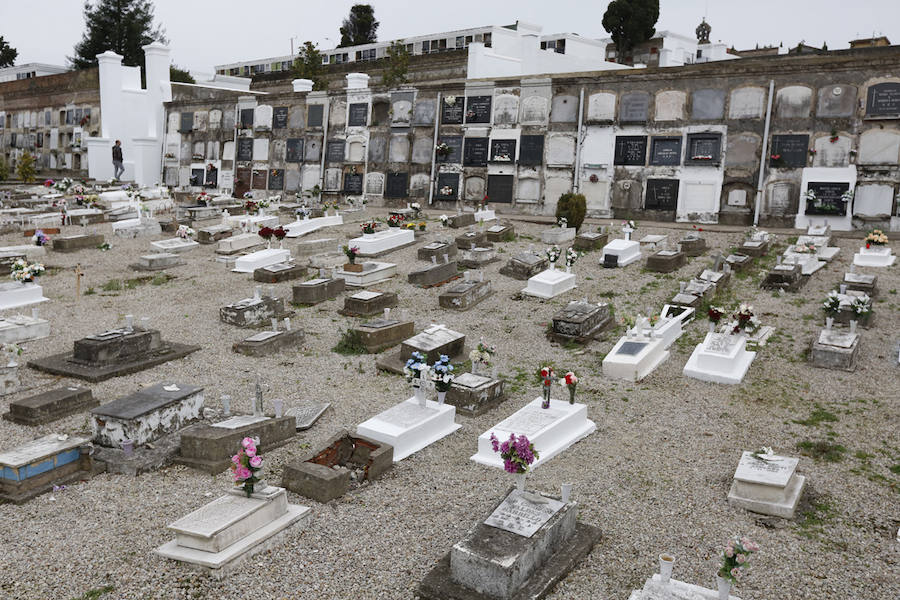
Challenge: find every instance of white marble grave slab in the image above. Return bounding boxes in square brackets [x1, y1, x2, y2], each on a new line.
[357, 397, 460, 461]
[522, 268, 576, 299]
[150, 238, 199, 253]
[232, 248, 291, 273]
[283, 214, 343, 238]
[212, 415, 269, 429]
[334, 262, 397, 287]
[602, 335, 669, 382]
[727, 451, 805, 518]
[817, 330, 857, 349]
[348, 229, 415, 256]
[0, 314, 50, 343]
[0, 282, 49, 311]
[244, 331, 281, 343]
[853, 246, 896, 267]
[484, 490, 565, 538]
[351, 290, 382, 301]
[217, 233, 263, 254]
[601, 239, 641, 267]
[683, 333, 756, 384]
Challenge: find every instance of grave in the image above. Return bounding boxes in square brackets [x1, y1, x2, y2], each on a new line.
[3, 386, 96, 426]
[29, 326, 199, 382]
[649, 305, 695, 349]
[155, 484, 311, 579]
[233, 326, 305, 357]
[0, 362, 19, 396]
[0, 252, 26, 275]
[91, 382, 204, 447]
[281, 430, 393, 502]
[356, 396, 461, 461]
[333, 261, 397, 287]
[796, 235, 840, 262]
[485, 223, 514, 242]
[602, 333, 669, 382]
[0, 244, 45, 260]
[225, 213, 279, 230]
[233, 248, 291, 273]
[353, 318, 415, 353]
[459, 247, 498, 269]
[628, 575, 743, 600]
[522, 267, 576, 300]
[348, 229, 416, 257]
[0, 313, 50, 344]
[284, 402, 330, 431]
[408, 261, 459, 287]
[131, 252, 184, 271]
[474, 208, 496, 222]
[151, 238, 200, 254]
[601, 239, 641, 268]
[761, 263, 803, 292]
[283, 213, 343, 238]
[417, 241, 457, 261]
[177, 415, 297, 474]
[0, 434, 95, 504]
[439, 278, 493, 311]
[471, 398, 596, 470]
[679, 234, 707, 256]
[638, 234, 668, 250]
[809, 327, 860, 372]
[540, 226, 576, 245]
[444, 372, 506, 417]
[499, 252, 548, 280]
[51, 233, 104, 253]
[727, 451, 806, 518]
[832, 291, 874, 328]
[683, 332, 757, 385]
[455, 230, 487, 250]
[112, 216, 161, 238]
[724, 253, 753, 272]
[377, 325, 466, 374]
[0, 281, 49, 311]
[220, 292, 290, 327]
[293, 238, 339, 258]
[217, 233, 263, 255]
[573, 231, 607, 251]
[548, 301, 613, 344]
[740, 234, 771, 257]
[252, 262, 306, 284]
[197, 224, 233, 245]
[339, 290, 398, 317]
[853, 245, 896, 267]
[447, 213, 476, 228]
[843, 271, 877, 296]
[782, 249, 824, 276]
[292, 277, 345, 305]
[645, 249, 686, 273]
[418, 489, 600, 600]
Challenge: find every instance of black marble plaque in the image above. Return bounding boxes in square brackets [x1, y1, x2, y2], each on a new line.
[236, 137, 253, 161]
[617, 341, 647, 355]
[649, 137, 682, 166]
[686, 133, 722, 163]
[465, 96, 492, 124]
[286, 138, 304, 162]
[385, 172, 408, 198]
[190, 168, 204, 186]
[268, 169, 284, 190]
[614, 136, 647, 166]
[487, 174, 514, 203]
[205, 165, 218, 187]
[645, 179, 679, 210]
[344, 172, 363, 194]
[519, 135, 545, 166]
[436, 172, 459, 199]
[437, 135, 463, 163]
[490, 139, 517, 162]
[442, 98, 464, 125]
[240, 108, 254, 128]
[770, 134, 809, 168]
[866, 82, 900, 117]
[603, 254, 618, 268]
[619, 93, 649, 122]
[326, 140, 345, 162]
[348, 103, 368, 127]
[307, 104, 324, 127]
[273, 107, 289, 129]
[464, 137, 489, 167]
[179, 112, 194, 133]
[235, 168, 252, 188]
[805, 181, 850, 215]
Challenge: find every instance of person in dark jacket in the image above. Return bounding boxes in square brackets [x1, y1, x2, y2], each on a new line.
[112, 140, 124, 180]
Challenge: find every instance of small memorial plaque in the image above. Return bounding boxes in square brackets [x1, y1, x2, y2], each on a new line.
[487, 174, 514, 203]
[770, 134, 809, 168]
[465, 96, 492, 124]
[484, 491, 565, 538]
[488, 225, 505, 233]
[436, 172, 459, 199]
[285, 402, 330, 430]
[619, 93, 649, 122]
[286, 138, 304, 162]
[649, 136, 682, 166]
[603, 254, 618, 268]
[239, 108, 254, 128]
[268, 169, 284, 190]
[454, 373, 491, 388]
[301, 278, 329, 286]
[645, 179, 679, 210]
[463, 137, 489, 166]
[326, 140, 345, 162]
[818, 330, 856, 348]
[307, 104, 324, 127]
[236, 138, 253, 161]
[865, 82, 900, 117]
[344, 172, 363, 194]
[686, 133, 722, 163]
[385, 172, 408, 198]
[618, 341, 646, 356]
[213, 415, 269, 430]
[441, 98, 464, 124]
[805, 182, 850, 215]
[734, 451, 797, 487]
[245, 331, 281, 343]
[613, 136, 647, 166]
[363, 318, 399, 329]
[264, 262, 293, 272]
[490, 139, 517, 162]
[352, 290, 382, 300]
[437, 135, 462, 163]
[348, 103, 368, 127]
[272, 107, 289, 129]
[519, 135, 545, 166]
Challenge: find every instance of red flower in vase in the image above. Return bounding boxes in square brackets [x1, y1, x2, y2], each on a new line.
[273, 226, 287, 240]
[258, 226, 274, 240]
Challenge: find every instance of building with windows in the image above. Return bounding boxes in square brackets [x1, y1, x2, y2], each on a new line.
[0, 63, 68, 83]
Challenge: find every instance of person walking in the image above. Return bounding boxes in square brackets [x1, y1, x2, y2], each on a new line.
[112, 140, 124, 181]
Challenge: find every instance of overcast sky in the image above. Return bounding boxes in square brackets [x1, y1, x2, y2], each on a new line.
[2, 0, 898, 74]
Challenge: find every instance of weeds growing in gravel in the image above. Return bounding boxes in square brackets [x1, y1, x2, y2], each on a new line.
[797, 440, 847, 462]
[332, 329, 368, 355]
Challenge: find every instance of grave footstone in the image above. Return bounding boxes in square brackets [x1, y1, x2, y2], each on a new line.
[220, 293, 291, 327]
[499, 252, 548, 280]
[727, 451, 805, 518]
[233, 328, 305, 357]
[339, 290, 398, 317]
[353, 319, 415, 353]
[3, 386, 96, 426]
[809, 328, 860, 372]
[408, 261, 459, 288]
[252, 262, 307, 284]
[52, 233, 105, 253]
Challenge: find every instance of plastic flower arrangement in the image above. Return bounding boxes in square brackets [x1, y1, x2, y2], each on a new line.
[440, 185, 454, 196]
[489, 433, 539, 474]
[430, 355, 454, 392]
[559, 371, 578, 404]
[10, 259, 45, 283]
[388, 214, 404, 227]
[418, 222, 426, 231]
[176, 225, 195, 239]
[258, 226, 274, 241]
[31, 230, 50, 246]
[231, 437, 263, 497]
[557, 216, 568, 228]
[540, 366, 554, 408]
[793, 242, 818, 254]
[730, 304, 760, 335]
[469, 341, 495, 367]
[545, 245, 561, 264]
[718, 537, 759, 584]
[864, 229, 888, 247]
[565, 247, 580, 267]
[342, 245, 360, 263]
[851, 294, 871, 317]
[440, 215, 449, 226]
[244, 200, 259, 214]
[708, 306, 726, 324]
[273, 226, 287, 240]
[360, 221, 378, 234]
[822, 291, 842, 316]
[623, 220, 636, 229]
[404, 351, 428, 382]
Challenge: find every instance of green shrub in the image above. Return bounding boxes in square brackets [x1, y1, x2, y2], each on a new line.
[555, 192, 587, 231]
[16, 152, 36, 183]
[0, 157, 8, 181]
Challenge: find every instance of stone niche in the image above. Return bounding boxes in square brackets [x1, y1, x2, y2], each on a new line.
[654, 90, 685, 121]
[366, 172, 385, 195]
[813, 135, 851, 167]
[611, 179, 642, 211]
[586, 92, 615, 122]
[619, 92, 650, 123]
[493, 94, 519, 126]
[368, 135, 387, 163]
[550, 94, 578, 123]
[464, 176, 486, 201]
[389, 134, 410, 163]
[546, 133, 575, 166]
[413, 99, 436, 126]
[853, 184, 894, 217]
[516, 176, 541, 204]
[725, 132, 760, 169]
[390, 92, 414, 127]
[520, 95, 549, 124]
[858, 129, 900, 165]
[329, 100, 346, 128]
[765, 180, 798, 217]
[729, 86, 766, 119]
[410, 173, 431, 198]
[347, 136, 366, 163]
[691, 89, 725, 120]
[412, 136, 433, 164]
[776, 86, 812, 119]
[288, 105, 305, 129]
[817, 84, 857, 117]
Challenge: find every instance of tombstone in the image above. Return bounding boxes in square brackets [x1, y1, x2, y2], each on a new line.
[843, 271, 877, 297]
[418, 241, 458, 262]
[233, 248, 292, 274]
[376, 325, 466, 374]
[282, 431, 393, 502]
[233, 327, 305, 357]
[683, 330, 757, 385]
[441, 96, 464, 125]
[619, 92, 649, 122]
[389, 135, 410, 163]
[644, 179, 679, 211]
[0, 434, 95, 503]
[770, 134, 809, 168]
[455, 230, 487, 250]
[3, 386, 95, 426]
[602, 334, 669, 382]
[654, 90, 685, 121]
[253, 262, 306, 284]
[465, 96, 492, 123]
[412, 99, 436, 126]
[613, 136, 647, 166]
[220, 291, 290, 327]
[522, 95, 550, 123]
[858, 129, 900, 165]
[28, 327, 199, 382]
[775, 86, 812, 118]
[0, 313, 50, 345]
[485, 222, 514, 242]
[499, 251, 549, 280]
[463, 137, 489, 167]
[727, 451, 806, 518]
[351, 318, 415, 353]
[691, 89, 725, 119]
[325, 140, 345, 163]
[292, 277, 345, 305]
[522, 266, 576, 300]
[685, 132, 722, 163]
[572, 231, 607, 252]
[408, 261, 459, 288]
[339, 290, 398, 317]
[817, 84, 856, 118]
[645, 249, 686, 273]
[177, 414, 297, 473]
[447, 213, 476, 229]
[216, 232, 264, 255]
[412, 136, 434, 164]
[130, 252, 184, 271]
[333, 261, 397, 287]
[648, 137, 682, 166]
[52, 233, 105, 253]
[459, 247, 498, 269]
[493, 94, 519, 125]
[865, 82, 900, 117]
[809, 325, 860, 371]
[549, 301, 613, 344]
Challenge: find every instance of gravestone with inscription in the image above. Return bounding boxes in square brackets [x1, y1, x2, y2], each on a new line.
[602, 330, 669, 382]
[770, 135, 809, 168]
[409, 260, 459, 288]
[727, 451, 806, 518]
[500, 251, 548, 280]
[286, 139, 304, 162]
[344, 173, 363, 195]
[357, 394, 461, 462]
[649, 137, 682, 166]
[644, 179, 678, 211]
[805, 182, 850, 215]
[465, 96, 492, 124]
[441, 97, 464, 125]
[307, 104, 324, 127]
[326, 140, 345, 163]
[437, 135, 463, 164]
[549, 300, 612, 344]
[614, 136, 647, 166]
[490, 139, 516, 162]
[385, 172, 408, 199]
[683, 331, 757, 385]
[463, 137, 489, 167]
[236, 138, 253, 161]
[686, 133, 722, 164]
[91, 382, 204, 448]
[352, 318, 415, 353]
[253, 262, 306, 284]
[518, 135, 544, 166]
[865, 82, 900, 118]
[619, 92, 649, 122]
[418, 240, 458, 261]
[348, 103, 368, 127]
[272, 107, 289, 129]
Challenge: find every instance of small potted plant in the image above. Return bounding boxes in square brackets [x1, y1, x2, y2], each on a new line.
[707, 305, 725, 333]
[418, 221, 426, 231]
[342, 245, 362, 272]
[559, 371, 578, 404]
[431, 355, 454, 405]
[822, 291, 841, 329]
[231, 437, 263, 497]
[716, 537, 758, 600]
[489, 432, 539, 492]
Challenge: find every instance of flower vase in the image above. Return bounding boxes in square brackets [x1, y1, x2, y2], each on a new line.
[266, 240, 272, 249]
[716, 576, 731, 600]
[549, 261, 556, 271]
[541, 387, 551, 409]
[565, 265, 571, 274]
[414, 384, 426, 407]
[826, 317, 834, 330]
[568, 387, 576, 405]
[709, 321, 717, 333]
[437, 390, 446, 406]
[279, 240, 284, 249]
[514, 472, 526, 492]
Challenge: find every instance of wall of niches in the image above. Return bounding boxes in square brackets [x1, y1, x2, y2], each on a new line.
[166, 50, 900, 227]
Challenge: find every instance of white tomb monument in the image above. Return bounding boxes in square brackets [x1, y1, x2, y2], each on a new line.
[347, 228, 415, 256]
[356, 397, 461, 461]
[726, 451, 805, 518]
[521, 266, 576, 299]
[232, 248, 291, 273]
[600, 224, 641, 268]
[683, 331, 757, 385]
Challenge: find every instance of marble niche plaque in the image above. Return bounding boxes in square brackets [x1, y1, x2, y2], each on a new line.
[484, 491, 565, 538]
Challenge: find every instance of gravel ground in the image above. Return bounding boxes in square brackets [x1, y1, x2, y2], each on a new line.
[0, 206, 897, 600]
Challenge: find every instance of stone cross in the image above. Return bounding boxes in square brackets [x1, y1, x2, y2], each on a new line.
[254, 374, 264, 417]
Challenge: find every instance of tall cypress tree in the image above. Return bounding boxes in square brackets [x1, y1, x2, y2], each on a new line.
[339, 4, 379, 47]
[69, 0, 167, 70]
[602, 0, 659, 59]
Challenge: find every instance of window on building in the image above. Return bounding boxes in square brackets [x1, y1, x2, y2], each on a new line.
[405, 43, 414, 53]
[483, 32, 492, 47]
[541, 41, 547, 49]
[456, 36, 465, 49]
[696, 49, 703, 58]
[650, 47, 658, 54]
[555, 39, 565, 54]
[356, 48, 376, 61]
[465, 35, 473, 44]
[422, 40, 430, 54]
[438, 38, 447, 51]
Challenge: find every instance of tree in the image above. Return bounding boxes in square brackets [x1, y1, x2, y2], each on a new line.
[16, 152, 36, 183]
[0, 36, 18, 68]
[292, 42, 326, 91]
[69, 0, 167, 70]
[602, 0, 659, 60]
[339, 4, 378, 47]
[169, 64, 194, 84]
[0, 157, 9, 182]
[381, 40, 409, 89]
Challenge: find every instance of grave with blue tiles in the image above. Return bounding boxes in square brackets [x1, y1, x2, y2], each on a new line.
[0, 434, 96, 504]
